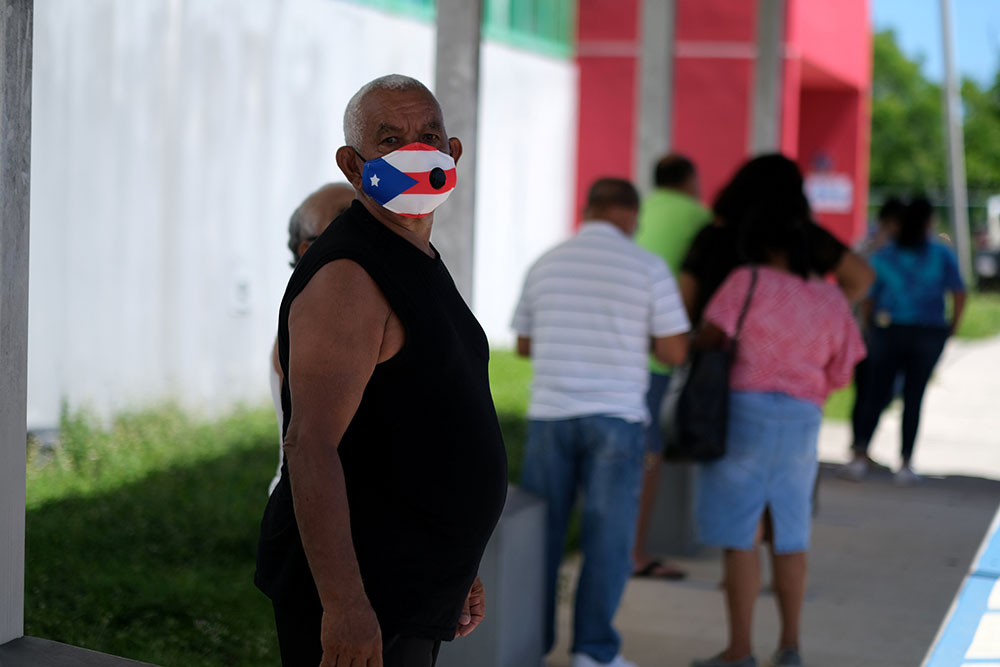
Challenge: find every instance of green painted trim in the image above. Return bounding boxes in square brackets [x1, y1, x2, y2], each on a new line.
[342, 0, 576, 59]
[342, 0, 435, 22]
[482, 24, 574, 59]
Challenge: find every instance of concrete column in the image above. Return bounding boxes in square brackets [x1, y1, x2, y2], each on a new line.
[0, 0, 33, 646]
[634, 0, 677, 193]
[437, 486, 546, 667]
[433, 0, 482, 304]
[939, 0, 973, 284]
[749, 0, 784, 154]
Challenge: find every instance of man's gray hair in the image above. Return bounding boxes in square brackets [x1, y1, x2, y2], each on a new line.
[343, 74, 435, 149]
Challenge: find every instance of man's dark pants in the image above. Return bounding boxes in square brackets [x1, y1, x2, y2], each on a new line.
[273, 600, 440, 667]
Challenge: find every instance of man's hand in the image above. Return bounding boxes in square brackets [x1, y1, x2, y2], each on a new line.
[320, 595, 383, 667]
[455, 577, 486, 638]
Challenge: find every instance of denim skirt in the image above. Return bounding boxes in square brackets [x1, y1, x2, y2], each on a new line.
[696, 391, 822, 554]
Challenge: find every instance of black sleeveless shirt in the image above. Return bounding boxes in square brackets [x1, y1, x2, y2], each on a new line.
[255, 201, 508, 640]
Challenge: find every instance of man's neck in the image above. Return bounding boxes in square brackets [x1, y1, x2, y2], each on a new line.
[661, 186, 691, 198]
[359, 197, 435, 257]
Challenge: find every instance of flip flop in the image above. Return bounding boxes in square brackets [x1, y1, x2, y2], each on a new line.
[632, 560, 687, 580]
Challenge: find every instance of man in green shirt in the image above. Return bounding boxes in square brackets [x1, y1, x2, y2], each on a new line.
[632, 154, 711, 579]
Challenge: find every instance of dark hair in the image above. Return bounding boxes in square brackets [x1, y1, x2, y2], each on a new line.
[586, 177, 640, 211]
[897, 196, 933, 248]
[654, 154, 696, 188]
[878, 196, 905, 225]
[713, 154, 813, 279]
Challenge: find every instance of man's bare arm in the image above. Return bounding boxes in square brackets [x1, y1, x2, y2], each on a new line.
[678, 272, 699, 321]
[652, 333, 689, 366]
[284, 259, 400, 666]
[516, 336, 531, 357]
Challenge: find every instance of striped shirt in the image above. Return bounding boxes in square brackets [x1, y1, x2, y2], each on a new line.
[511, 221, 690, 423]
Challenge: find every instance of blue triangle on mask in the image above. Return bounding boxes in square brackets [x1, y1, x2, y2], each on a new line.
[362, 158, 418, 205]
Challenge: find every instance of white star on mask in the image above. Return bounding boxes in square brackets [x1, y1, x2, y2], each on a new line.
[370, 174, 380, 187]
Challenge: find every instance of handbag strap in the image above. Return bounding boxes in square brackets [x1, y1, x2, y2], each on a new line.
[732, 266, 759, 343]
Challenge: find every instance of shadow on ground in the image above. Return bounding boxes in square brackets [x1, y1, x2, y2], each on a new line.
[548, 464, 1000, 667]
[25, 443, 281, 667]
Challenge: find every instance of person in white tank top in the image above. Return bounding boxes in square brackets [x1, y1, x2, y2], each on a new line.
[268, 183, 355, 495]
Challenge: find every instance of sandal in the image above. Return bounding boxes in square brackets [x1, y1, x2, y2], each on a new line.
[632, 559, 687, 580]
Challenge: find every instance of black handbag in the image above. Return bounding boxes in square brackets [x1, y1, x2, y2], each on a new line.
[660, 267, 758, 462]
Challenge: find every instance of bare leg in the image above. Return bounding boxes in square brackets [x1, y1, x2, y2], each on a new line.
[632, 455, 686, 578]
[770, 549, 807, 650]
[632, 455, 661, 567]
[721, 547, 760, 660]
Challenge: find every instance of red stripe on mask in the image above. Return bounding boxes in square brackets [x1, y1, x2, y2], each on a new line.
[401, 168, 458, 195]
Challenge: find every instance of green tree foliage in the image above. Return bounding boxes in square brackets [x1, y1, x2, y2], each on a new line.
[870, 29, 946, 190]
[870, 29, 1000, 193]
[962, 71, 1000, 190]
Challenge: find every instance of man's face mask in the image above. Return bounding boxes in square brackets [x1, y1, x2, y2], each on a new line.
[357, 143, 457, 218]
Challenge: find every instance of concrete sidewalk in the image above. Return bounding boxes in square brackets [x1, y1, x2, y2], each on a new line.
[547, 335, 1000, 667]
[817, 333, 1000, 477]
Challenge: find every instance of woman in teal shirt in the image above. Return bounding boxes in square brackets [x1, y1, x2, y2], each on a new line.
[851, 197, 966, 484]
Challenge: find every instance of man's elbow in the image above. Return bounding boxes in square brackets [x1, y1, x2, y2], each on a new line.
[282, 424, 327, 463]
[516, 336, 531, 357]
[661, 347, 688, 367]
[653, 335, 689, 366]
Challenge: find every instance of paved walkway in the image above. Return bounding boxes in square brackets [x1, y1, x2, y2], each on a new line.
[547, 335, 1000, 667]
[816, 334, 1000, 477]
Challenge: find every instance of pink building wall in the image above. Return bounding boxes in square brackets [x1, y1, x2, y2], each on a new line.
[575, 0, 871, 243]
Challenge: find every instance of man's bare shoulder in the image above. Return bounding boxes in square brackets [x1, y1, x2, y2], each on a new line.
[291, 259, 391, 327]
[292, 259, 389, 313]
[289, 260, 404, 364]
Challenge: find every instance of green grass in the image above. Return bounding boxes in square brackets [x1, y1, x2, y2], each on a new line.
[489, 349, 532, 481]
[25, 405, 283, 666]
[24, 357, 537, 667]
[957, 291, 1000, 340]
[23, 357, 536, 667]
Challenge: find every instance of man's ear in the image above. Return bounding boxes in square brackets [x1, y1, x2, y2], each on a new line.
[336, 146, 364, 189]
[448, 137, 463, 165]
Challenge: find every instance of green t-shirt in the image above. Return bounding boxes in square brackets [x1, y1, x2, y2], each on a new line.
[635, 189, 710, 374]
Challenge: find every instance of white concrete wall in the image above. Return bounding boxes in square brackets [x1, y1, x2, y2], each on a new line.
[27, 0, 575, 429]
[474, 41, 577, 346]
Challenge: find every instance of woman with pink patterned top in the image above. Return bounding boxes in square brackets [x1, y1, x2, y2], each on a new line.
[689, 156, 866, 667]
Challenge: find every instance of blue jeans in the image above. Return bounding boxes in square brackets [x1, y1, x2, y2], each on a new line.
[644, 371, 672, 455]
[520, 416, 645, 663]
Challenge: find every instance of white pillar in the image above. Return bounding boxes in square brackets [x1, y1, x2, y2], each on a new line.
[433, 0, 482, 303]
[939, 0, 973, 284]
[0, 0, 33, 646]
[634, 0, 677, 193]
[749, 0, 784, 154]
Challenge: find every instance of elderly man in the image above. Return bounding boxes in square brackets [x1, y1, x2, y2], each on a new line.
[268, 182, 355, 496]
[256, 75, 508, 667]
[512, 178, 690, 667]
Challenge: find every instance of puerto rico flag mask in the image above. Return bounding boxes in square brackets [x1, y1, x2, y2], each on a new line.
[360, 143, 458, 217]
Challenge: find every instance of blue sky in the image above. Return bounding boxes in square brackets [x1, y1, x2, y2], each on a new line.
[872, 0, 1000, 86]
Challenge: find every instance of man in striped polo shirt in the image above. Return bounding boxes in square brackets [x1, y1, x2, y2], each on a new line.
[512, 178, 690, 667]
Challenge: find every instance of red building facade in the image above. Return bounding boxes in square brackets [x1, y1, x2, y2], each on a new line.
[576, 0, 872, 244]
